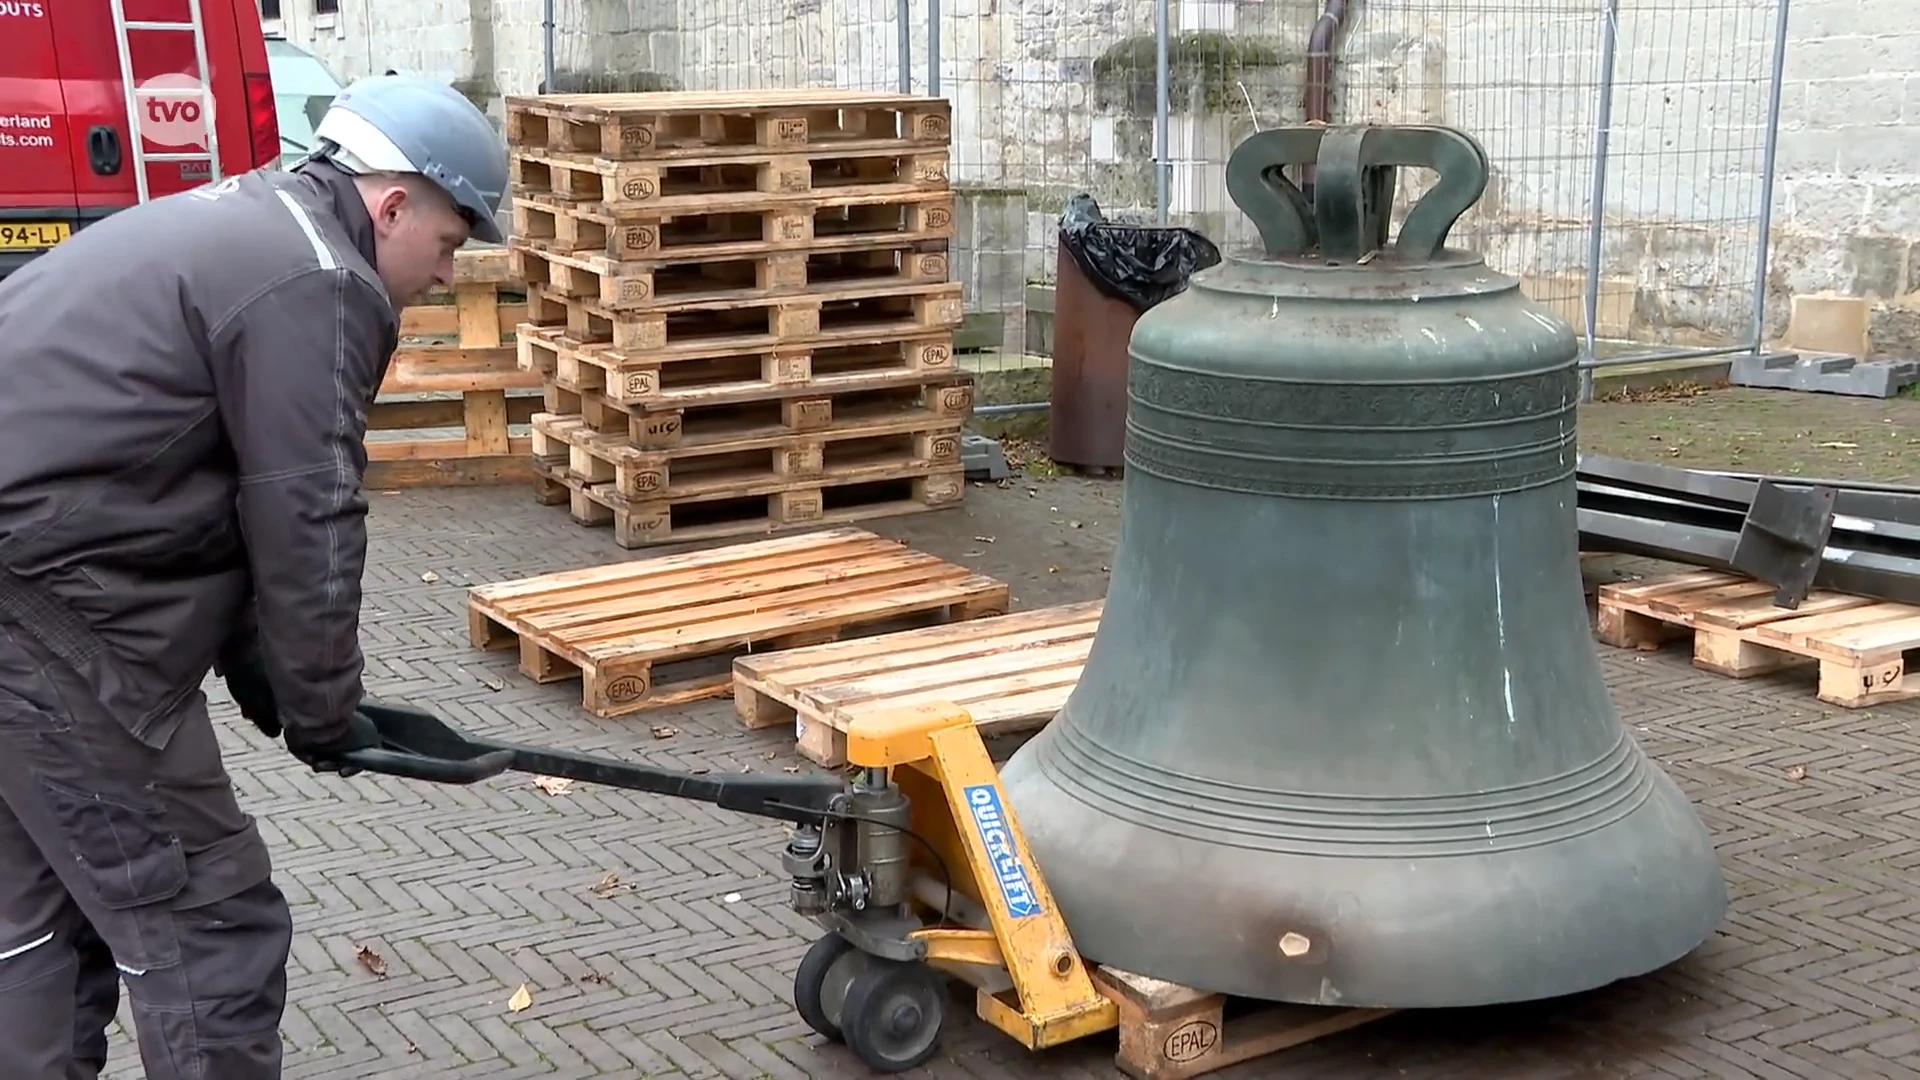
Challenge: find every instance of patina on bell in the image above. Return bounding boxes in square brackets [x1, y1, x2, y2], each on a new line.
[997, 124, 1727, 1009]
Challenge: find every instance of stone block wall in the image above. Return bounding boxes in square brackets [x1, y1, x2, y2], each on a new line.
[259, 0, 1920, 359]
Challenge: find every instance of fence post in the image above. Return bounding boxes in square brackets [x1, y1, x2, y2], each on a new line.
[898, 0, 914, 92]
[1154, 0, 1170, 223]
[1579, 0, 1621, 405]
[927, 0, 942, 96]
[1748, 0, 1791, 356]
[541, 0, 555, 92]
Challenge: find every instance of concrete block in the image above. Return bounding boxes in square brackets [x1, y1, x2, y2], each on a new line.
[1784, 294, 1872, 358]
[1728, 351, 1920, 399]
[961, 435, 1012, 482]
[1869, 182, 1920, 240]
[1793, 0, 1920, 39]
[1836, 125, 1920, 174]
[1786, 179, 1872, 236]
[1799, 75, 1908, 130]
[971, 251, 1028, 311]
[1520, 273, 1636, 339]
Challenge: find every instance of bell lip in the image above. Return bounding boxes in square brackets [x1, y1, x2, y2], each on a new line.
[1000, 738, 1729, 1010]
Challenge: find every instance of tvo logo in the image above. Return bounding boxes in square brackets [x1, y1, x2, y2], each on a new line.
[134, 73, 209, 149]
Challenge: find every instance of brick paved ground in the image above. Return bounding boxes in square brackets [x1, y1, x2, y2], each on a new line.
[98, 475, 1920, 1080]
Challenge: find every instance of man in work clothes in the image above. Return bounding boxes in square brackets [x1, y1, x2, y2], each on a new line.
[0, 75, 507, 1078]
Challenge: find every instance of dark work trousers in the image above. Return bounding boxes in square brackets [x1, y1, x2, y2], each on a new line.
[0, 617, 293, 1079]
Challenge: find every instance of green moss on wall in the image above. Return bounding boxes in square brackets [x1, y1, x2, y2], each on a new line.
[1092, 31, 1296, 116]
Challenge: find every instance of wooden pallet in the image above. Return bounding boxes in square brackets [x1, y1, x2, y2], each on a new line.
[544, 375, 973, 450]
[503, 89, 951, 161]
[533, 446, 965, 549]
[511, 235, 950, 312]
[368, 247, 544, 487]
[466, 527, 1006, 716]
[507, 145, 950, 209]
[532, 409, 962, 500]
[511, 187, 955, 264]
[520, 277, 963, 353]
[518, 323, 956, 412]
[1595, 569, 1920, 708]
[731, 600, 1102, 766]
[1092, 966, 1394, 1080]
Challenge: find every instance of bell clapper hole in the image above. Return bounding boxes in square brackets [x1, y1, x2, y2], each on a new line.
[1278, 931, 1312, 959]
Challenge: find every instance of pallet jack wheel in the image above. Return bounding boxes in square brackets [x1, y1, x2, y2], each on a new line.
[839, 957, 946, 1074]
[793, 932, 861, 1042]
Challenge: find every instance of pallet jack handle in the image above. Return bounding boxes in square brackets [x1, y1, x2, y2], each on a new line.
[341, 698, 845, 826]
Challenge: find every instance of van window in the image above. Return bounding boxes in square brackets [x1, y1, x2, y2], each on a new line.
[264, 39, 345, 166]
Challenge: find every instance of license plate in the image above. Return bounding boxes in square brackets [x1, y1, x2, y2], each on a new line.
[0, 222, 71, 250]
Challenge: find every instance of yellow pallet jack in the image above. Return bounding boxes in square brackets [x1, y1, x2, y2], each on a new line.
[346, 698, 1119, 1073]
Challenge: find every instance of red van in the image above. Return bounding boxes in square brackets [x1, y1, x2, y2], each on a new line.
[0, 0, 282, 277]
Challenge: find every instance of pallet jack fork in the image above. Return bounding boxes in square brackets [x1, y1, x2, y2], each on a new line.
[345, 698, 1119, 1073]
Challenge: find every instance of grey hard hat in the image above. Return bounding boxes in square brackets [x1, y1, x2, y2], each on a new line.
[311, 74, 508, 244]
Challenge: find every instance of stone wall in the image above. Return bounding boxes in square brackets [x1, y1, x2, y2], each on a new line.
[260, 0, 1920, 359]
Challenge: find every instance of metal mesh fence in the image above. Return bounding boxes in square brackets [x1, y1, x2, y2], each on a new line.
[1590, 0, 1787, 366]
[539, 0, 1788, 401]
[543, 0, 914, 97]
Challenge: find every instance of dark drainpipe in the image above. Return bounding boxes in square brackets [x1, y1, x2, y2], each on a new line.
[1301, 0, 1352, 202]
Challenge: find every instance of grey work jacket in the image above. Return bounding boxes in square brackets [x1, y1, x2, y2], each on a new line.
[0, 160, 399, 747]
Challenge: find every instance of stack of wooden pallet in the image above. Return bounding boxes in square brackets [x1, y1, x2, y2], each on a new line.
[368, 247, 542, 488]
[500, 88, 973, 548]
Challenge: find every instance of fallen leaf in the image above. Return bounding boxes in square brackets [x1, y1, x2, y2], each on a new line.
[762, 750, 778, 760]
[1047, 565, 1059, 574]
[532, 776, 573, 796]
[783, 765, 800, 773]
[973, 535, 996, 543]
[406, 1040, 419, 1055]
[507, 983, 532, 1012]
[482, 675, 507, 692]
[1784, 765, 1807, 781]
[1816, 441, 1857, 450]
[421, 570, 441, 583]
[590, 872, 636, 899]
[651, 725, 678, 739]
[578, 970, 610, 985]
[355, 944, 389, 979]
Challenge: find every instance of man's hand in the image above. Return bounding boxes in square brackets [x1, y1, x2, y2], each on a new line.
[219, 650, 283, 740]
[284, 711, 381, 778]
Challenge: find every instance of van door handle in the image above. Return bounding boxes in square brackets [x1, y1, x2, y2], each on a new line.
[87, 126, 122, 175]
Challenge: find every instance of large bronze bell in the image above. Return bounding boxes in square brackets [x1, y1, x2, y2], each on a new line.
[998, 124, 1727, 1009]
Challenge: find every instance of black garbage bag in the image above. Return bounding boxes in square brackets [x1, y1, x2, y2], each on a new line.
[1056, 193, 1223, 313]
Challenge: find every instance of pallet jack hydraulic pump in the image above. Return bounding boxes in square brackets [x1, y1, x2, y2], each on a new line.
[344, 698, 1120, 1073]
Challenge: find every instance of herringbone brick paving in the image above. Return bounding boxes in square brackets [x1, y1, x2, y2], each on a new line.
[96, 478, 1920, 1079]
